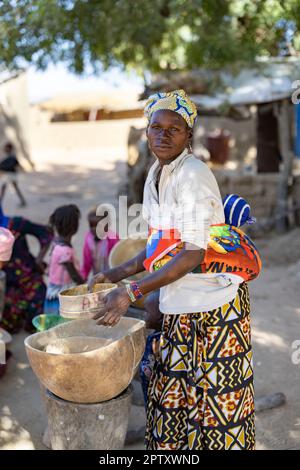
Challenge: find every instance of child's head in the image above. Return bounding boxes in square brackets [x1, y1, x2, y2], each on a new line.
[49, 204, 81, 238]
[87, 206, 108, 239]
[222, 194, 256, 227]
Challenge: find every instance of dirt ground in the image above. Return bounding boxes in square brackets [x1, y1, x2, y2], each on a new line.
[0, 155, 300, 450]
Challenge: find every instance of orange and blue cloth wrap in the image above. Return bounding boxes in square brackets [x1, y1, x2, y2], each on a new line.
[143, 195, 262, 283]
[143, 224, 261, 282]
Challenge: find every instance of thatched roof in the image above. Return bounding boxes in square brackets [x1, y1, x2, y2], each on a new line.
[39, 89, 144, 113]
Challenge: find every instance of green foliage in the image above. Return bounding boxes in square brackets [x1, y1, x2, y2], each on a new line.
[0, 0, 300, 73]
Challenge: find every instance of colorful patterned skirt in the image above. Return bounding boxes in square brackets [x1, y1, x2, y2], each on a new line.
[145, 282, 255, 450]
[0, 258, 46, 333]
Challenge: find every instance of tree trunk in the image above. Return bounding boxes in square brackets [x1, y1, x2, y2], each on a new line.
[275, 100, 294, 233]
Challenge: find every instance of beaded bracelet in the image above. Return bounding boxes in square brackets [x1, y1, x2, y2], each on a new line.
[130, 281, 143, 300]
[125, 283, 136, 303]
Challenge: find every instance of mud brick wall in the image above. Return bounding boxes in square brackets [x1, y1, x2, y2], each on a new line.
[212, 171, 280, 222]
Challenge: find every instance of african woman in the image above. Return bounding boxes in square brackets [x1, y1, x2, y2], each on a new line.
[91, 90, 256, 450]
[0, 204, 53, 333]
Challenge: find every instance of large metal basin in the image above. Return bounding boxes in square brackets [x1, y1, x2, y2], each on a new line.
[24, 317, 146, 403]
[108, 238, 148, 309]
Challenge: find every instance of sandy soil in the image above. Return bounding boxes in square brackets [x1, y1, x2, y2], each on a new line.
[0, 156, 299, 450]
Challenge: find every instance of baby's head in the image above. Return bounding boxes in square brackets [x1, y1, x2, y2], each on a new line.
[87, 206, 109, 239]
[222, 194, 256, 228]
[49, 204, 81, 239]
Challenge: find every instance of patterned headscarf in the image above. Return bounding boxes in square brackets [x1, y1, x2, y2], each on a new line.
[144, 89, 198, 128]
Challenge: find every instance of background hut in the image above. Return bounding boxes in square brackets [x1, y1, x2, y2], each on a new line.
[129, 58, 300, 233]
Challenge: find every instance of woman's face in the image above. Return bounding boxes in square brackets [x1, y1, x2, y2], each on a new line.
[147, 109, 192, 163]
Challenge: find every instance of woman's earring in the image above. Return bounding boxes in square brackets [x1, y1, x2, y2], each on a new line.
[188, 143, 193, 153]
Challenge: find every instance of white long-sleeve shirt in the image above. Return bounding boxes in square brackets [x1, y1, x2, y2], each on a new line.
[142, 149, 239, 314]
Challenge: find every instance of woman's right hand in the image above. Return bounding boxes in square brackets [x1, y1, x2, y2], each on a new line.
[88, 247, 147, 292]
[88, 269, 124, 291]
[88, 272, 112, 291]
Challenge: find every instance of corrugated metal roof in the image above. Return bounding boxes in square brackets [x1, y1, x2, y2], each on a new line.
[147, 57, 300, 114]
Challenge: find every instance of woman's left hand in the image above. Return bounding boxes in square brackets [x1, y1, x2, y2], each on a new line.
[92, 287, 131, 327]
